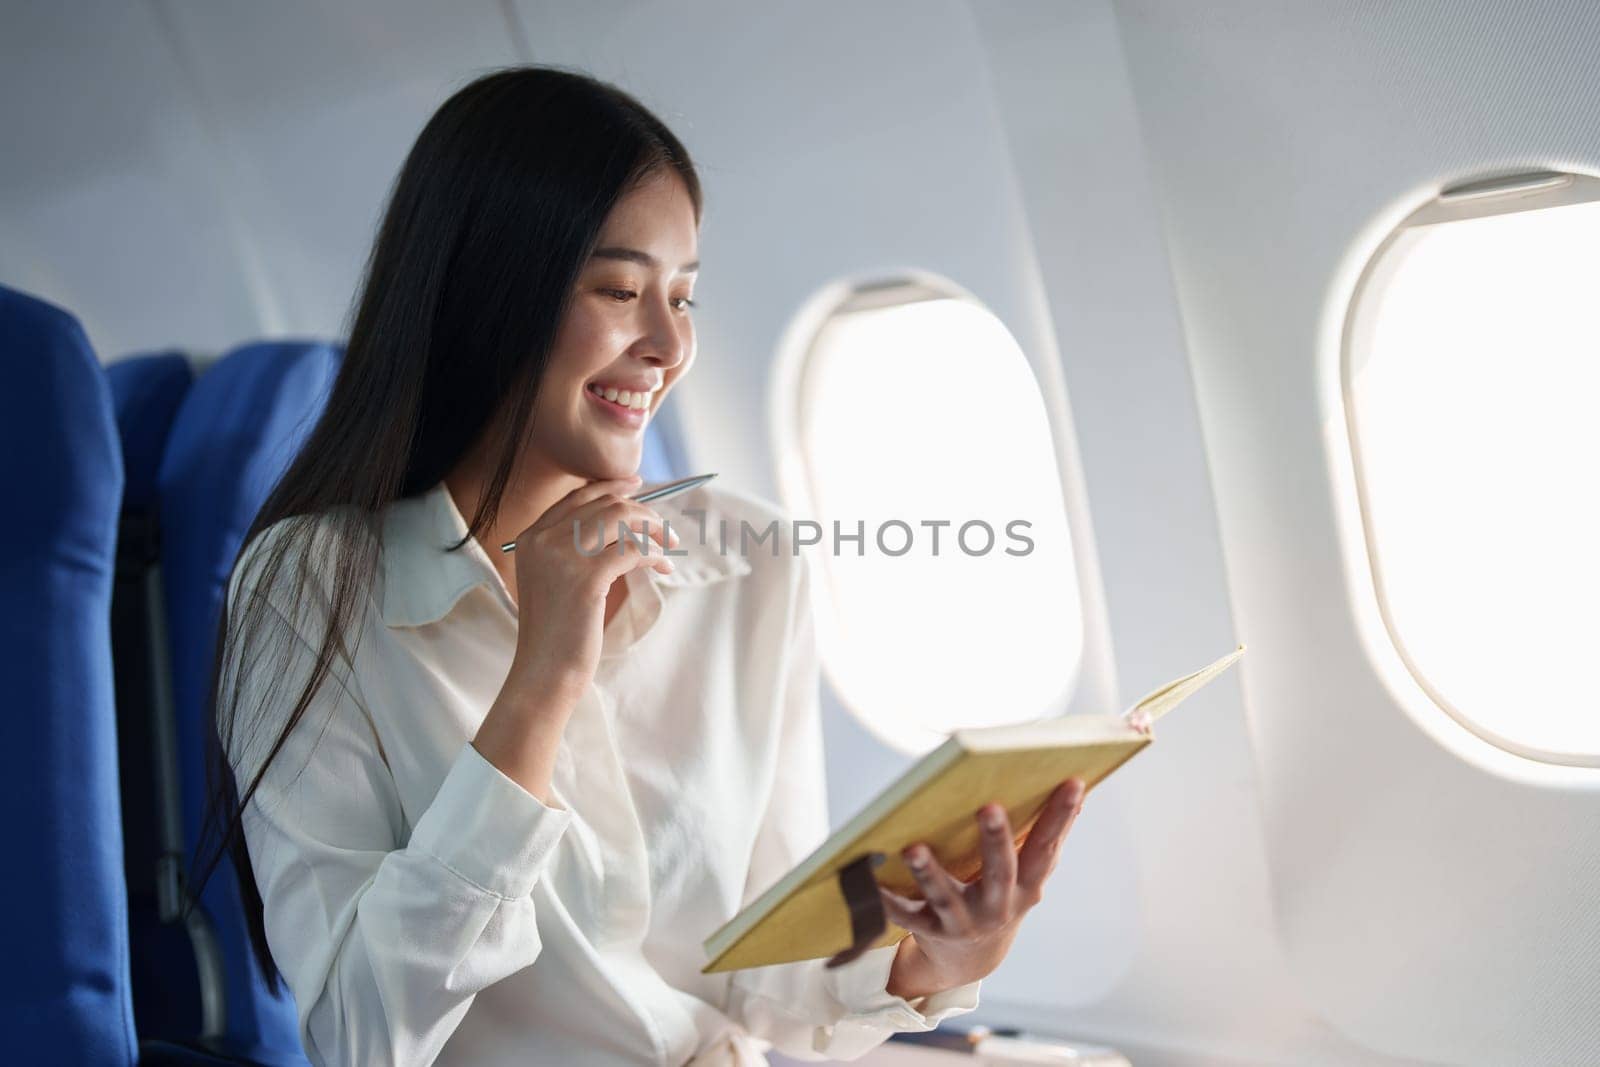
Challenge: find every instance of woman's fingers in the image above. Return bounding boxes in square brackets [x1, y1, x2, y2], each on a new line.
[536, 475, 644, 528]
[975, 803, 1019, 919]
[1015, 778, 1086, 900]
[878, 885, 937, 936]
[579, 500, 679, 548]
[509, 479, 649, 553]
[901, 844, 973, 936]
[608, 502, 680, 573]
[883, 781, 1088, 951]
[588, 508, 680, 578]
[590, 540, 674, 582]
[535, 481, 684, 556]
[562, 500, 679, 575]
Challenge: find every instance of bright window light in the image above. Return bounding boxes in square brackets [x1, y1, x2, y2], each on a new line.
[793, 294, 1083, 755]
[1347, 193, 1600, 763]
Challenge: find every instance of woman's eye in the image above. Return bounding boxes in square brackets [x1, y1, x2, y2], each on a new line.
[600, 288, 694, 311]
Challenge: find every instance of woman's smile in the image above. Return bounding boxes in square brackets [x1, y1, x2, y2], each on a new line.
[584, 379, 653, 428]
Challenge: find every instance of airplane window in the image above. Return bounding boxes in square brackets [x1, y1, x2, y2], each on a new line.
[779, 285, 1083, 756]
[1344, 172, 1600, 765]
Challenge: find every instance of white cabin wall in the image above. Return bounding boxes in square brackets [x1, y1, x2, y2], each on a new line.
[149, 1, 523, 338]
[966, 5, 1399, 1065]
[0, 0, 522, 357]
[0, 0, 267, 354]
[1112, 2, 1600, 1064]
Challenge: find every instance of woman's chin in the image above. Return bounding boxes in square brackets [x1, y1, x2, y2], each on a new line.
[572, 451, 642, 483]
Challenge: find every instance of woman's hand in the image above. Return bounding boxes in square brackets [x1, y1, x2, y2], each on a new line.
[475, 476, 678, 803]
[878, 776, 1088, 999]
[505, 473, 679, 696]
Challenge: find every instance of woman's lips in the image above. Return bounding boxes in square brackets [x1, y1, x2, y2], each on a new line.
[585, 385, 648, 428]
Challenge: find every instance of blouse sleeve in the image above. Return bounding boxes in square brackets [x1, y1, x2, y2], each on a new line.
[721, 551, 983, 1061]
[221, 535, 574, 1067]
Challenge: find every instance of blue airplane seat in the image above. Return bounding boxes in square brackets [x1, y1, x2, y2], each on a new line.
[157, 338, 687, 1062]
[0, 284, 139, 1065]
[110, 353, 194, 514]
[158, 340, 343, 1064]
[106, 353, 210, 1045]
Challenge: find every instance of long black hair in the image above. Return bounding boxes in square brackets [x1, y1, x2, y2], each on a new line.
[189, 65, 703, 992]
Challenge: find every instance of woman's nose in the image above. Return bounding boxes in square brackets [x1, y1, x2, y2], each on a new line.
[636, 297, 689, 369]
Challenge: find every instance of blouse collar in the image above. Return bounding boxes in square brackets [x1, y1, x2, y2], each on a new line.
[379, 480, 752, 629]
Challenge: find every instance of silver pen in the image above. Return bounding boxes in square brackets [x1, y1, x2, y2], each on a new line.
[499, 472, 717, 552]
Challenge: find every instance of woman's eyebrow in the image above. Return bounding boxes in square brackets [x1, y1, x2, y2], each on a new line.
[591, 246, 699, 273]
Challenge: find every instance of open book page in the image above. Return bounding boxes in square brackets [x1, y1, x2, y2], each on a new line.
[1126, 643, 1246, 724]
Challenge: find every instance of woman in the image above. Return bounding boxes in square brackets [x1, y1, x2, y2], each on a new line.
[194, 66, 1089, 1066]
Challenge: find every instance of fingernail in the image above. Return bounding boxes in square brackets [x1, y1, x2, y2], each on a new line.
[906, 847, 928, 868]
[983, 809, 1003, 830]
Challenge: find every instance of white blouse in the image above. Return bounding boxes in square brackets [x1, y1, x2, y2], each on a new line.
[223, 479, 982, 1066]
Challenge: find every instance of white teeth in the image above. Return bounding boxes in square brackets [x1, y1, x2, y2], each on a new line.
[588, 382, 655, 412]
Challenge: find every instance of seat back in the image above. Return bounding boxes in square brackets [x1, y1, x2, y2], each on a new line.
[161, 341, 341, 1061]
[107, 352, 211, 1043]
[0, 284, 138, 1065]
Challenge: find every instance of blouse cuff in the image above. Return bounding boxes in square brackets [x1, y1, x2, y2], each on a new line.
[408, 741, 574, 900]
[824, 942, 983, 1031]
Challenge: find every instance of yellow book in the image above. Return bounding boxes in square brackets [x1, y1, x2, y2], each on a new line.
[700, 644, 1246, 974]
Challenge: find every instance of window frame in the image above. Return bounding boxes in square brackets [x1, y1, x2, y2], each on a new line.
[1340, 169, 1600, 769]
[772, 275, 1089, 754]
